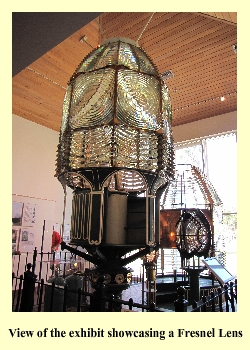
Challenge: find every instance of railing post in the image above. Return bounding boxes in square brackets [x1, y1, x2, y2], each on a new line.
[19, 263, 37, 312]
[224, 284, 230, 312]
[89, 277, 106, 312]
[174, 286, 188, 312]
[173, 269, 177, 282]
[149, 301, 156, 312]
[217, 287, 223, 312]
[37, 279, 44, 312]
[234, 278, 237, 304]
[202, 295, 207, 312]
[128, 298, 134, 311]
[229, 282, 235, 312]
[210, 290, 215, 312]
[32, 248, 37, 274]
[14, 275, 23, 312]
[235, 279, 237, 302]
[12, 272, 17, 308]
[50, 281, 55, 311]
[63, 284, 68, 311]
[77, 287, 82, 312]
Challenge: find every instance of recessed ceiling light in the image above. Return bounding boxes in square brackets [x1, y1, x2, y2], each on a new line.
[221, 96, 225, 101]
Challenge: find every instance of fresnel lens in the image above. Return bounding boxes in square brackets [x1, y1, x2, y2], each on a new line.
[56, 37, 175, 299]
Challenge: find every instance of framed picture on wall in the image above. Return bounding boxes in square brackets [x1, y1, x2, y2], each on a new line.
[19, 228, 35, 252]
[22, 203, 36, 226]
[12, 201, 23, 226]
[12, 227, 20, 253]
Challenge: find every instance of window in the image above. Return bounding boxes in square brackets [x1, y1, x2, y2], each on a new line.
[175, 132, 237, 210]
[205, 133, 237, 212]
[175, 140, 203, 170]
[174, 132, 237, 275]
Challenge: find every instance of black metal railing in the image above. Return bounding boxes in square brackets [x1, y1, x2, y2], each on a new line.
[173, 280, 237, 312]
[12, 248, 237, 313]
[12, 273, 163, 312]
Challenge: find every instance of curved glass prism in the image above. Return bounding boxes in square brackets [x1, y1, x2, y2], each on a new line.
[56, 37, 174, 192]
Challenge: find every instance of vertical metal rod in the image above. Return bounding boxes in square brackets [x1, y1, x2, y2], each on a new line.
[129, 298, 133, 310]
[38, 279, 44, 312]
[15, 275, 23, 312]
[63, 251, 67, 278]
[202, 295, 207, 312]
[32, 247, 37, 274]
[161, 248, 164, 275]
[141, 263, 145, 312]
[62, 183, 67, 240]
[77, 288, 82, 312]
[49, 281, 55, 311]
[16, 253, 21, 277]
[218, 287, 223, 312]
[229, 282, 235, 312]
[211, 290, 215, 311]
[224, 284, 229, 312]
[63, 284, 68, 311]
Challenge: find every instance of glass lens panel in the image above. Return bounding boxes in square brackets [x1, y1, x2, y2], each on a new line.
[132, 45, 158, 75]
[70, 126, 112, 168]
[104, 170, 147, 192]
[70, 69, 115, 128]
[60, 85, 72, 134]
[118, 42, 139, 70]
[76, 45, 106, 73]
[117, 70, 161, 130]
[114, 126, 158, 172]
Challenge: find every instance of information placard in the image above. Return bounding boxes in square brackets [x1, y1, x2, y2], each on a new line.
[203, 257, 235, 285]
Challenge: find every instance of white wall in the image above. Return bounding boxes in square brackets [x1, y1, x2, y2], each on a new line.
[12, 114, 65, 277]
[12, 114, 63, 205]
[172, 111, 237, 143]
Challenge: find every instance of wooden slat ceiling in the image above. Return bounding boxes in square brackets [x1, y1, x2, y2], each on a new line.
[12, 12, 237, 132]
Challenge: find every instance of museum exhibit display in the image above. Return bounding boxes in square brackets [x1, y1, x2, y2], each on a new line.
[12, 13, 237, 313]
[55, 37, 175, 307]
[160, 164, 223, 303]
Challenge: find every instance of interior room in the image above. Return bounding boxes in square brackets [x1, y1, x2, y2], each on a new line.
[12, 12, 237, 312]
